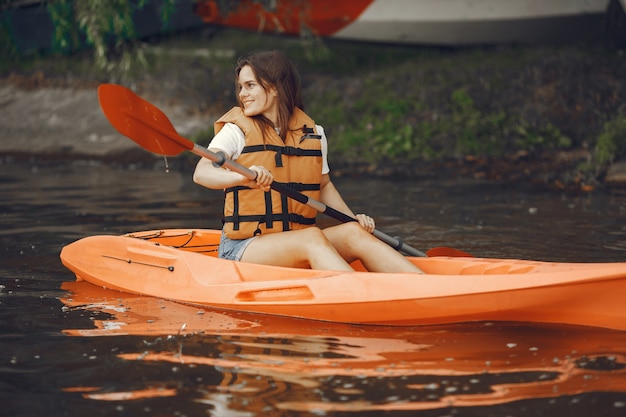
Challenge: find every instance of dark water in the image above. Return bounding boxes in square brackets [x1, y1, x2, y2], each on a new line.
[1, 159, 626, 416]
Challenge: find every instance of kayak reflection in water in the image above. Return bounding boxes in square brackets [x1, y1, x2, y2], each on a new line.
[193, 50, 423, 273]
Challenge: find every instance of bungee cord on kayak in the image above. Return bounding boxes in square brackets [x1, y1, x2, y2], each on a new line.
[128, 230, 220, 254]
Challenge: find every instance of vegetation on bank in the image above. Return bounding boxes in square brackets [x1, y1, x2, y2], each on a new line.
[2, 20, 626, 188]
[171, 31, 626, 176]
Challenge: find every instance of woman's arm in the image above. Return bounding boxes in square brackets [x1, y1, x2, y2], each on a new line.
[193, 148, 274, 191]
[319, 174, 355, 217]
[319, 174, 375, 232]
[193, 123, 273, 191]
[193, 151, 273, 192]
[193, 150, 249, 189]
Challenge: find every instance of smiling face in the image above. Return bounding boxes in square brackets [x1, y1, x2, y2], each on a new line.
[237, 65, 278, 124]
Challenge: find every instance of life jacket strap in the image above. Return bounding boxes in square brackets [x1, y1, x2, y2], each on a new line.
[224, 182, 320, 195]
[241, 144, 322, 167]
[222, 213, 316, 231]
[224, 184, 319, 233]
[300, 125, 322, 142]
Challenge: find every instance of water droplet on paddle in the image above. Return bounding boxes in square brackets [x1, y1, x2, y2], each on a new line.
[163, 156, 170, 173]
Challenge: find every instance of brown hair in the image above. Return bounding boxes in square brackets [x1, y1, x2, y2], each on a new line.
[235, 50, 304, 142]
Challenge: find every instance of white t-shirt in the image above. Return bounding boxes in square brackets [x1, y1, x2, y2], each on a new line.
[209, 122, 330, 175]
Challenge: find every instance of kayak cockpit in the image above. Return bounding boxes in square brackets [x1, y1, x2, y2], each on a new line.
[124, 229, 551, 275]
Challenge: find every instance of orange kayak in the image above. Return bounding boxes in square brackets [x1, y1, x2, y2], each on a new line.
[60, 229, 626, 331]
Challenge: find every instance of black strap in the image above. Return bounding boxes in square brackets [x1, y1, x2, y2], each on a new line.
[283, 182, 320, 192]
[300, 125, 322, 142]
[232, 186, 240, 231]
[264, 191, 273, 229]
[280, 192, 290, 231]
[224, 182, 319, 194]
[241, 144, 322, 167]
[223, 213, 316, 229]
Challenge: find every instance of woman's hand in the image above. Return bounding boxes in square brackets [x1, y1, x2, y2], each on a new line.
[355, 213, 375, 234]
[248, 165, 273, 191]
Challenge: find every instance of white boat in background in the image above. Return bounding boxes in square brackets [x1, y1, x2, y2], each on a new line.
[195, 0, 624, 45]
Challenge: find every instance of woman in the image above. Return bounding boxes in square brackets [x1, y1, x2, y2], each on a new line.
[193, 50, 422, 273]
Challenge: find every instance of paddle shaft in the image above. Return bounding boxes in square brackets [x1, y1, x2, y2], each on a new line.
[194, 143, 427, 257]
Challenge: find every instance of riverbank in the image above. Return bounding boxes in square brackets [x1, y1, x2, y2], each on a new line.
[1, 28, 625, 193]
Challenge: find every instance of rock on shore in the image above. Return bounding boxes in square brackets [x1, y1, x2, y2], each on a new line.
[0, 82, 208, 161]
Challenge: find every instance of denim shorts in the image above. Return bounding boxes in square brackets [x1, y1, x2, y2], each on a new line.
[218, 231, 256, 261]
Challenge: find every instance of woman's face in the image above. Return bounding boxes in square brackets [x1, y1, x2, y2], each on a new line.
[238, 65, 278, 122]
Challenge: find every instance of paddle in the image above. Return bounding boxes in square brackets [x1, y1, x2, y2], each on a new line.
[97, 83, 471, 258]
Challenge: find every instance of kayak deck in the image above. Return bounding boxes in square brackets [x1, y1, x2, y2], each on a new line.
[60, 229, 626, 330]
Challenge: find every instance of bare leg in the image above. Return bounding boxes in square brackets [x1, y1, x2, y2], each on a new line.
[240, 227, 354, 271]
[323, 222, 424, 273]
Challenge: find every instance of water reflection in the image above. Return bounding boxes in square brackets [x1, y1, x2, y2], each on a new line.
[60, 281, 626, 414]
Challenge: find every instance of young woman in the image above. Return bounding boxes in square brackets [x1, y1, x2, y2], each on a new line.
[193, 50, 422, 273]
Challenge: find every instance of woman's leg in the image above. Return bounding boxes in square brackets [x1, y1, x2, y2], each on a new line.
[323, 222, 424, 273]
[240, 227, 354, 271]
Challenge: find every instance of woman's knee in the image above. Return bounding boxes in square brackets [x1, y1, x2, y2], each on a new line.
[300, 227, 331, 246]
[323, 222, 374, 254]
[335, 221, 372, 241]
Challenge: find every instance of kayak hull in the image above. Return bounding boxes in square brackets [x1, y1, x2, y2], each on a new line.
[60, 229, 626, 330]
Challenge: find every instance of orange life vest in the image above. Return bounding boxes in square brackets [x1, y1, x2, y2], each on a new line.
[215, 107, 323, 239]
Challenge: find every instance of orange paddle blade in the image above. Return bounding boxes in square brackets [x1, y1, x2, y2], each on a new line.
[97, 84, 193, 156]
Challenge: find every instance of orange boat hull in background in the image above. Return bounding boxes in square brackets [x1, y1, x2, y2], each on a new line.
[194, 0, 613, 45]
[195, 0, 375, 38]
[60, 229, 626, 330]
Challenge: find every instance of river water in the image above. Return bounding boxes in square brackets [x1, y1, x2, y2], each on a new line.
[1, 158, 626, 416]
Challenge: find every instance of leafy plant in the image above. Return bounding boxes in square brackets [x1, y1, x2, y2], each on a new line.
[0, 12, 18, 72]
[513, 122, 572, 153]
[594, 112, 626, 167]
[45, 0, 162, 76]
